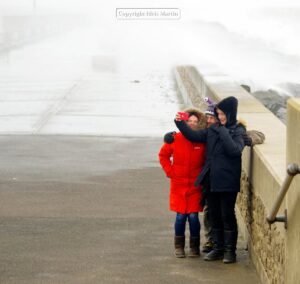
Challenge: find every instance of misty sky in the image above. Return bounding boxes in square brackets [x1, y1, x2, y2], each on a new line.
[1, 0, 300, 93]
[1, 0, 300, 15]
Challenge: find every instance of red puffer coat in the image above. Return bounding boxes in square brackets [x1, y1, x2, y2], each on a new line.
[159, 132, 206, 214]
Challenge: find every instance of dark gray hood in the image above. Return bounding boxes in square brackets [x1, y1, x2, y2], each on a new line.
[214, 96, 238, 127]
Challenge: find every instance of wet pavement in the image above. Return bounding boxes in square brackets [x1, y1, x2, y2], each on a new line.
[0, 136, 260, 284]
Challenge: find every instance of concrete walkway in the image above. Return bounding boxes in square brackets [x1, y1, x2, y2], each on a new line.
[0, 136, 259, 284]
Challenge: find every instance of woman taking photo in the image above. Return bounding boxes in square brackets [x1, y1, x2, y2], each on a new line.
[174, 96, 245, 264]
[159, 108, 206, 258]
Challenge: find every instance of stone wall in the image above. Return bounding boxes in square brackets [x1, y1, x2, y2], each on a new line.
[175, 66, 217, 109]
[238, 170, 285, 284]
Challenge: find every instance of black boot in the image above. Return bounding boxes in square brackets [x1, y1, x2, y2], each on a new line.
[188, 236, 200, 257]
[174, 236, 185, 258]
[204, 229, 224, 261]
[223, 230, 237, 264]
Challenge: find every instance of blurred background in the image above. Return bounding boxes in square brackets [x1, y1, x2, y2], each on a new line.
[0, 0, 299, 134]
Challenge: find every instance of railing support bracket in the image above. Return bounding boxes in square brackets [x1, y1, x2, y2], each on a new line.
[266, 163, 300, 229]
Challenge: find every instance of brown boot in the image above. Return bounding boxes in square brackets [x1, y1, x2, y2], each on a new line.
[174, 236, 185, 258]
[188, 236, 200, 257]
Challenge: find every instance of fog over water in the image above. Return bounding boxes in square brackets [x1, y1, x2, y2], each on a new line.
[1, 1, 300, 93]
[1, 0, 300, 126]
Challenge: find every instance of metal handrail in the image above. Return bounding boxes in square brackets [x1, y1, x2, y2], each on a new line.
[266, 163, 300, 229]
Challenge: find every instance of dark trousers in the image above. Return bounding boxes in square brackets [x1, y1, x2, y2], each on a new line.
[206, 192, 238, 232]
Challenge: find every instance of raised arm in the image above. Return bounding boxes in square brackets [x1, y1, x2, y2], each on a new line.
[175, 120, 208, 143]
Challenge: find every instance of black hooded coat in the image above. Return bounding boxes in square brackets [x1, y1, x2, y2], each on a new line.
[174, 96, 246, 193]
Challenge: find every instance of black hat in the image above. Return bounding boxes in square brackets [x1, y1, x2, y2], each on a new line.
[215, 96, 238, 127]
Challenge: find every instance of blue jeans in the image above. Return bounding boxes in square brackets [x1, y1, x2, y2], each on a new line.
[175, 213, 200, 237]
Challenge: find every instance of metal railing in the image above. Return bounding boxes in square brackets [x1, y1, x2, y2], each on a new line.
[266, 163, 300, 229]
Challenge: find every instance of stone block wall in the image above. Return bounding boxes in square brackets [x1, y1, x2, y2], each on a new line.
[238, 170, 285, 284]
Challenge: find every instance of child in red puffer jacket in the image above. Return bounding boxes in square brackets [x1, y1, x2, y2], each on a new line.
[159, 108, 206, 258]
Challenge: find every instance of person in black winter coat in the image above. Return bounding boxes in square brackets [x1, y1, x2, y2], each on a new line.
[174, 96, 245, 263]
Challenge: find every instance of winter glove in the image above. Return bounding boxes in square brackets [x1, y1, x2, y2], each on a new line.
[245, 130, 266, 146]
[243, 132, 252, 147]
[164, 131, 176, 144]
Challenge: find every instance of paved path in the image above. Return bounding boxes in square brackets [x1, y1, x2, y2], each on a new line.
[0, 136, 259, 284]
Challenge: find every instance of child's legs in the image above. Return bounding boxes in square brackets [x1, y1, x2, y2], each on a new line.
[187, 213, 200, 237]
[174, 213, 188, 236]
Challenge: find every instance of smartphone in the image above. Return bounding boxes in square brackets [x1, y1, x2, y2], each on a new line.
[178, 112, 189, 121]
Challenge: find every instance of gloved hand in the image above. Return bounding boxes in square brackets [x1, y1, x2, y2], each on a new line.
[243, 132, 252, 147]
[246, 130, 265, 145]
[164, 131, 176, 144]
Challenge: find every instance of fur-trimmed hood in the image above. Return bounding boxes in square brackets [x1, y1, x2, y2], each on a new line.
[237, 118, 247, 130]
[184, 107, 207, 130]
